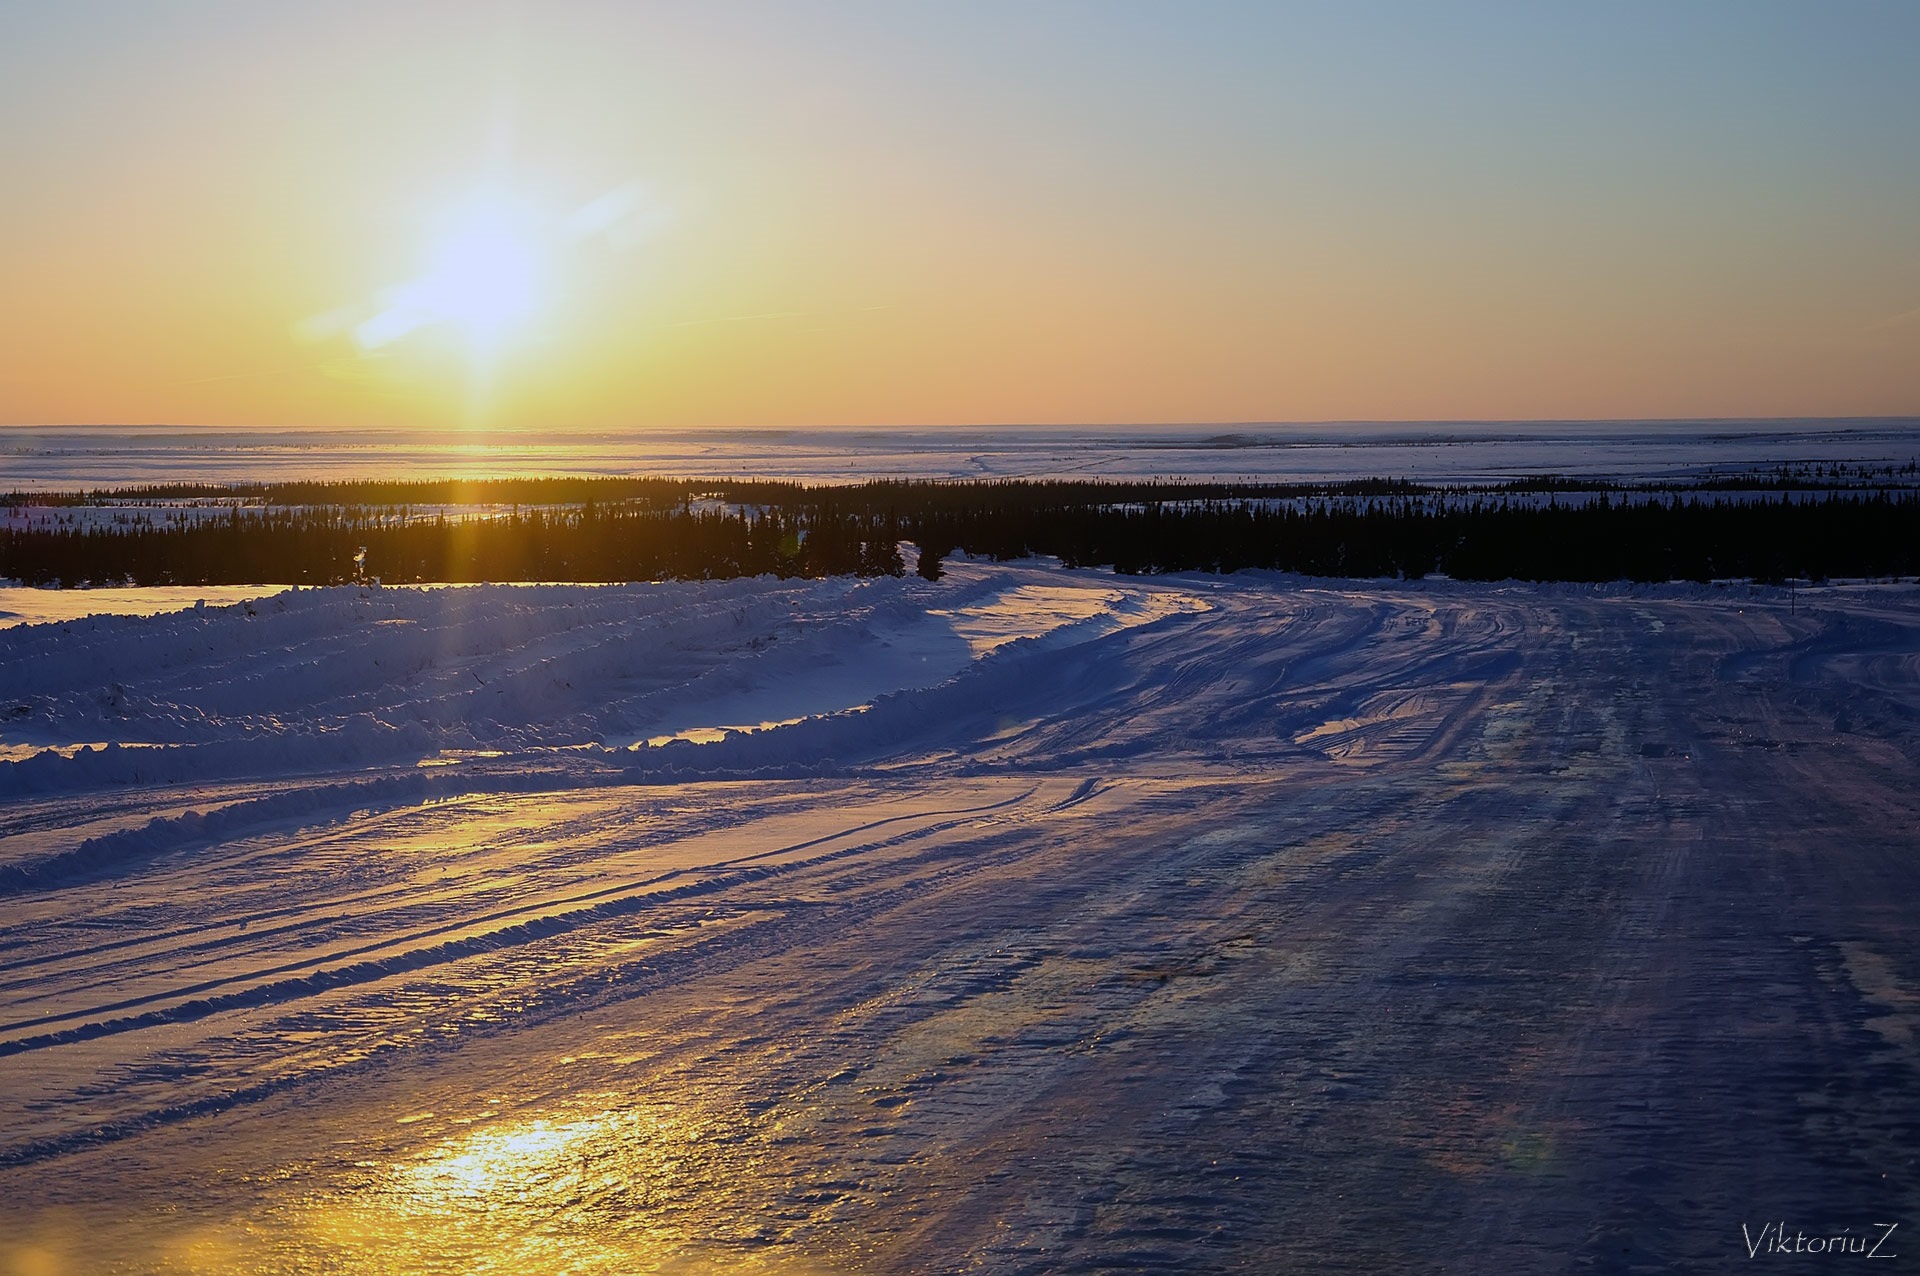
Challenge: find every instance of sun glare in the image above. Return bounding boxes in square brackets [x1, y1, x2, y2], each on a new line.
[296, 180, 670, 425]
[355, 195, 548, 358]
[418, 206, 542, 348]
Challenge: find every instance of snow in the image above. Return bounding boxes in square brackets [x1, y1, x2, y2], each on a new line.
[1, 560, 1916, 1270]
[0, 584, 292, 629]
[6, 419, 1918, 488]
[0, 569, 1210, 789]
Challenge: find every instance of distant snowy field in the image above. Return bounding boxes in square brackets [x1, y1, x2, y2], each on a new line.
[0, 584, 294, 630]
[7, 418, 1920, 488]
[2, 558, 1917, 1270]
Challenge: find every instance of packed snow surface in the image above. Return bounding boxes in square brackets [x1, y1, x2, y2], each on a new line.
[1, 561, 1916, 1271]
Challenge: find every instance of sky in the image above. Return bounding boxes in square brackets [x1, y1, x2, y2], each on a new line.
[1, 1, 1917, 431]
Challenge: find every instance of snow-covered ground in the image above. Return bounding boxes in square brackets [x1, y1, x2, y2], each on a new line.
[0, 585, 293, 632]
[2, 561, 1917, 1271]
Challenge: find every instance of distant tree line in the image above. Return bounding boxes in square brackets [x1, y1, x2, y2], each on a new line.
[1, 475, 1434, 510]
[3, 476, 692, 509]
[2, 481, 1915, 587]
[9, 461, 1913, 511]
[0, 504, 905, 586]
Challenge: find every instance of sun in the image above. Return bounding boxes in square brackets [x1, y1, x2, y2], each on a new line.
[415, 200, 543, 351]
[353, 192, 549, 359]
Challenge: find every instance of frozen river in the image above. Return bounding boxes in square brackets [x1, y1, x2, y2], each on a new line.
[2, 563, 1917, 1270]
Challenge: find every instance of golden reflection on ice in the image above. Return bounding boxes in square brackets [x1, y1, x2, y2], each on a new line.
[291, 1108, 660, 1272]
[294, 1103, 835, 1274]
[397, 1114, 617, 1208]
[1, 1101, 845, 1274]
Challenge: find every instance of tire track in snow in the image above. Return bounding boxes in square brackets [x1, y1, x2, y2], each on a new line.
[0, 786, 1045, 1054]
[9, 572, 1912, 1272]
[0, 778, 1138, 1169]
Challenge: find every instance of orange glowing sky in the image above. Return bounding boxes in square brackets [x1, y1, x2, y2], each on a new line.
[1, 2, 1916, 430]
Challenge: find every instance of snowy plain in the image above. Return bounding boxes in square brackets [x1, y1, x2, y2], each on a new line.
[2, 423, 1919, 1271]
[7, 418, 1920, 489]
[2, 554, 1917, 1271]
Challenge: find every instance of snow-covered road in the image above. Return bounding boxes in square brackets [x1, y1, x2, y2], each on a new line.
[2, 565, 1916, 1271]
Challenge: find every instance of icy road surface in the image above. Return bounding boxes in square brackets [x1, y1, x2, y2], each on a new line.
[2, 564, 1916, 1272]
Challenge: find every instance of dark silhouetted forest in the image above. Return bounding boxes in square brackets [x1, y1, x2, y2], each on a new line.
[3, 479, 1916, 587]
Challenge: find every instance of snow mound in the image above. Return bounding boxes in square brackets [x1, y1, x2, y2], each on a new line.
[0, 565, 1208, 797]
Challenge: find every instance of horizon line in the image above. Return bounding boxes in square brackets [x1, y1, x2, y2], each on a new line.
[5, 414, 1920, 436]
